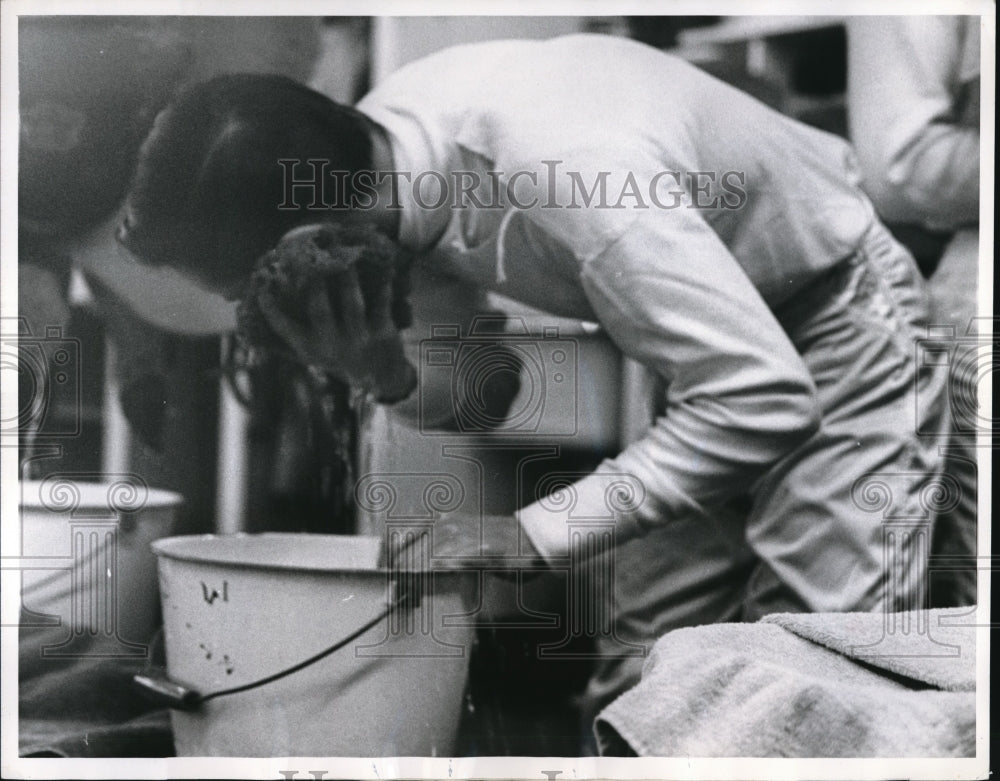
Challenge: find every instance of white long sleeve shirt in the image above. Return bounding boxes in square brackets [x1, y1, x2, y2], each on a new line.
[847, 16, 980, 231]
[357, 34, 877, 559]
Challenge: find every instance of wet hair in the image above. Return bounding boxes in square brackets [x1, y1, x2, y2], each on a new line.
[118, 73, 375, 291]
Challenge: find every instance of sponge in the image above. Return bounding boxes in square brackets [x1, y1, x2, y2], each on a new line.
[237, 222, 413, 357]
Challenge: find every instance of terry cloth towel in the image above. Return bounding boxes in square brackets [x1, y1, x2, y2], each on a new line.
[594, 608, 977, 757]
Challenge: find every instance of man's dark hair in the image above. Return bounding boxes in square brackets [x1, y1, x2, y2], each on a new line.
[119, 73, 375, 291]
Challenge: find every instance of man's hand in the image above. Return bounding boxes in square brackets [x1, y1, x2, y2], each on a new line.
[386, 513, 545, 573]
[257, 263, 417, 404]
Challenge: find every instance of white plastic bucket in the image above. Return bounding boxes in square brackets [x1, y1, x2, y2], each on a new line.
[19, 478, 182, 650]
[153, 533, 474, 756]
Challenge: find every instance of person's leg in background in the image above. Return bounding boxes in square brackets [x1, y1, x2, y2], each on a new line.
[926, 228, 979, 608]
[742, 222, 951, 619]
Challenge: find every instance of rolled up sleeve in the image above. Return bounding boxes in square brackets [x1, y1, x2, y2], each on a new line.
[518, 209, 821, 560]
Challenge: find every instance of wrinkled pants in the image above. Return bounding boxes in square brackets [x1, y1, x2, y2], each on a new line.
[580, 221, 952, 739]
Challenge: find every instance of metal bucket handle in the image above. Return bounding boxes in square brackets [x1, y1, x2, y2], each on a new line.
[134, 578, 415, 711]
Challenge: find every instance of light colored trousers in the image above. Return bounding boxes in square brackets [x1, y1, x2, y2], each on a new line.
[582, 221, 953, 729]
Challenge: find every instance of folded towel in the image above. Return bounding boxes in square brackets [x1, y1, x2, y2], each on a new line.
[594, 608, 976, 757]
[762, 608, 976, 692]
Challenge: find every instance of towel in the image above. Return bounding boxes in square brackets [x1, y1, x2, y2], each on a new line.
[594, 608, 977, 757]
[762, 608, 976, 692]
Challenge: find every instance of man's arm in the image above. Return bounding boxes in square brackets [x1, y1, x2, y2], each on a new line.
[517, 208, 821, 559]
[847, 16, 980, 231]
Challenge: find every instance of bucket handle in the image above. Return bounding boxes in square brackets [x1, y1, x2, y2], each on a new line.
[133, 590, 407, 711]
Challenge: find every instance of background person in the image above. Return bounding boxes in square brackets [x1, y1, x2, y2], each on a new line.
[848, 16, 980, 608]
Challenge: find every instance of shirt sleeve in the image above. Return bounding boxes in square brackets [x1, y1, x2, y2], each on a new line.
[847, 16, 980, 231]
[518, 208, 822, 560]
